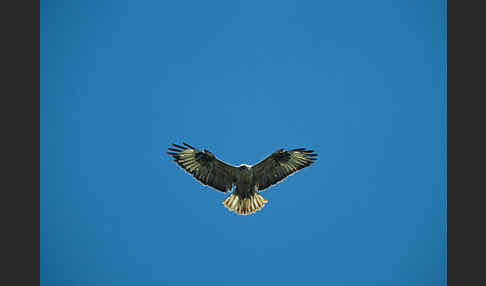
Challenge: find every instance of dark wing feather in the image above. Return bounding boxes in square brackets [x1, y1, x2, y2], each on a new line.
[252, 148, 318, 191]
[168, 143, 236, 193]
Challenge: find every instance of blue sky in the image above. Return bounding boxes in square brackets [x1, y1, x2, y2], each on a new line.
[40, 1, 446, 285]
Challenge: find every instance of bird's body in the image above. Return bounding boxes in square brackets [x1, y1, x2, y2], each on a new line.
[167, 142, 317, 215]
[235, 164, 253, 197]
[224, 164, 268, 214]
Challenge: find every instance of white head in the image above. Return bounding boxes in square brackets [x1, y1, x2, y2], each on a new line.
[238, 164, 251, 170]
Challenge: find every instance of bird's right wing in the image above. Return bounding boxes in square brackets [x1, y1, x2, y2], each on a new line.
[167, 143, 237, 193]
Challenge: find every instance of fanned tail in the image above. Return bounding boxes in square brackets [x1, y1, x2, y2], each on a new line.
[223, 192, 267, 215]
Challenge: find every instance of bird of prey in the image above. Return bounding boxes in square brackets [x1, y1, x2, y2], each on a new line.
[167, 142, 318, 215]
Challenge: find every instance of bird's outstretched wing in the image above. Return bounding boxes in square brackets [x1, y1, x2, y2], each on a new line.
[252, 148, 318, 191]
[167, 143, 237, 193]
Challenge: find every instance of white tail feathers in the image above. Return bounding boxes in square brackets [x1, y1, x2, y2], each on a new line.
[223, 192, 268, 215]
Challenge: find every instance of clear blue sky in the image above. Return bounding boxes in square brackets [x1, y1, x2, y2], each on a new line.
[40, 1, 446, 285]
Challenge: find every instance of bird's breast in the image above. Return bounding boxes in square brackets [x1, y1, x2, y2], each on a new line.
[236, 168, 255, 193]
[238, 169, 250, 183]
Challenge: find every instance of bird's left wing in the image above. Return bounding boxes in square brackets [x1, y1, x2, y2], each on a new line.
[167, 143, 236, 193]
[252, 148, 318, 191]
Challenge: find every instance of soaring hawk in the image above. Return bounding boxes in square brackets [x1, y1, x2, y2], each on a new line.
[167, 142, 318, 215]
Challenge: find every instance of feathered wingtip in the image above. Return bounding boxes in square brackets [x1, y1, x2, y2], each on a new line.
[167, 142, 197, 156]
[223, 193, 268, 215]
[289, 148, 318, 165]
